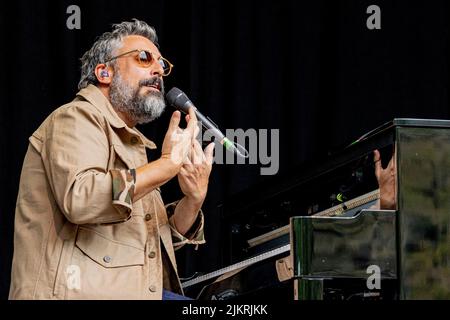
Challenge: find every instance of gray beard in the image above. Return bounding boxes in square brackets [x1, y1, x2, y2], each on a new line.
[109, 73, 166, 125]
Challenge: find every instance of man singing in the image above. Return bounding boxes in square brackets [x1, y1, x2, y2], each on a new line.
[9, 19, 214, 300]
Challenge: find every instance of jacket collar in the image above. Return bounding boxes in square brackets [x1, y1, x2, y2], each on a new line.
[76, 85, 157, 149]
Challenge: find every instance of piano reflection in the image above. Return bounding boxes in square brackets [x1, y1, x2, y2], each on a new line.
[182, 119, 450, 300]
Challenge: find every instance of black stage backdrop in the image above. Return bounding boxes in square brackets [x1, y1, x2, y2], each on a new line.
[1, 0, 450, 299]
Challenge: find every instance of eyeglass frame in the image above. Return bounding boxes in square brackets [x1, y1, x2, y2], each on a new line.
[102, 49, 174, 76]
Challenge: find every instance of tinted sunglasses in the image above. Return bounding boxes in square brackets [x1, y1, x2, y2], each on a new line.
[104, 49, 173, 76]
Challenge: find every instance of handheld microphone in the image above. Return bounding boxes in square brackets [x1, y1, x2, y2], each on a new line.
[166, 87, 248, 158]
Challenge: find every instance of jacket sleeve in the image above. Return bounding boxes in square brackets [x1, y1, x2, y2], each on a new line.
[41, 105, 133, 225]
[165, 200, 206, 250]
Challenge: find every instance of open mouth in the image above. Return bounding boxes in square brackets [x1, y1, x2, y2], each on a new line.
[145, 83, 160, 91]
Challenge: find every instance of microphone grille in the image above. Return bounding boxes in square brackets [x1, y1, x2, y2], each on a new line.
[166, 87, 191, 113]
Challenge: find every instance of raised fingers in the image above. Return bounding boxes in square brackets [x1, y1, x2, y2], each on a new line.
[204, 142, 215, 165]
[373, 149, 382, 179]
[186, 107, 198, 135]
[192, 139, 205, 165]
[168, 111, 181, 132]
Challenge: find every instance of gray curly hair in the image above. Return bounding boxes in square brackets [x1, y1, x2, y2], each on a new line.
[78, 19, 158, 90]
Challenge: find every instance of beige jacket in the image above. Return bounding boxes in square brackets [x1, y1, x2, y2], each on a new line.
[9, 85, 205, 300]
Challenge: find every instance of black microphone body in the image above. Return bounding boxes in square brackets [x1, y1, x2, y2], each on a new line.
[166, 87, 247, 158]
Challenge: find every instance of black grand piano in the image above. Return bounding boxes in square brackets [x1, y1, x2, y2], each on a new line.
[182, 119, 450, 300]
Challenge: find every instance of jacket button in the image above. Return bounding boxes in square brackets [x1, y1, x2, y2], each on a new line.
[103, 255, 112, 263]
[148, 251, 156, 259]
[145, 214, 152, 221]
[149, 285, 156, 292]
[130, 136, 139, 145]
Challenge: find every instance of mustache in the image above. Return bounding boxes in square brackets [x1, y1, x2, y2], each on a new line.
[139, 77, 164, 91]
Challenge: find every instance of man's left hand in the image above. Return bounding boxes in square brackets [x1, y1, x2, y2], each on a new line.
[177, 135, 215, 205]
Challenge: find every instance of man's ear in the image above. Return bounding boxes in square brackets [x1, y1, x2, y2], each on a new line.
[95, 64, 113, 84]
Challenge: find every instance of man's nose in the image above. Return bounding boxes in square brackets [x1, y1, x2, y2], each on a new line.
[151, 60, 164, 76]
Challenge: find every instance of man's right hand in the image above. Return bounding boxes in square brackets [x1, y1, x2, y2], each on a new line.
[133, 107, 199, 202]
[161, 107, 199, 173]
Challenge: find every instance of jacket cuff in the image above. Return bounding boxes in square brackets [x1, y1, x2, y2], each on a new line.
[165, 201, 206, 250]
[110, 168, 136, 217]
